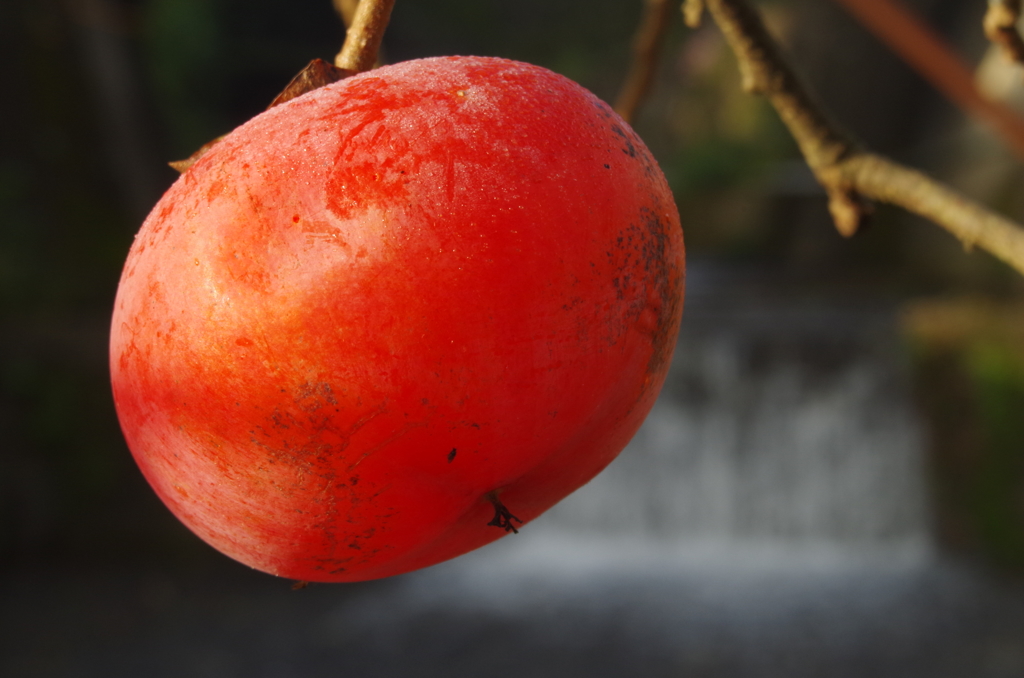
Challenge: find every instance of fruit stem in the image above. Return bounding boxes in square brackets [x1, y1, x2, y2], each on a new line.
[334, 0, 396, 73]
[332, 0, 360, 27]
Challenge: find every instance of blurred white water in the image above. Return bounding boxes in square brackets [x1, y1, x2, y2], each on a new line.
[447, 260, 933, 580]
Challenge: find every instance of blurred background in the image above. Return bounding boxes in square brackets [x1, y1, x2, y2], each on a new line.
[3, 0, 1024, 675]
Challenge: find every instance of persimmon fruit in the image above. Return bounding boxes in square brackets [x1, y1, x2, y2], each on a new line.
[109, 56, 684, 582]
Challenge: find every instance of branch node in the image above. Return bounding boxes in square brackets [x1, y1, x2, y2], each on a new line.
[703, 0, 1024, 275]
[984, 0, 1024, 65]
[738, 62, 761, 94]
[683, 0, 705, 28]
[826, 186, 871, 238]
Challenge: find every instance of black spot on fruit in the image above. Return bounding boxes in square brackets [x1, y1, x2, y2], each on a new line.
[610, 125, 637, 158]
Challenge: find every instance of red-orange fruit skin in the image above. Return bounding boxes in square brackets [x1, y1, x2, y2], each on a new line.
[109, 56, 685, 582]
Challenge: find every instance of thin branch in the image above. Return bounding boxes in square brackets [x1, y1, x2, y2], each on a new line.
[689, 0, 1024, 276]
[985, 0, 1024, 65]
[615, 0, 677, 123]
[703, 0, 863, 232]
[334, 0, 396, 72]
[849, 154, 1024, 264]
[830, 0, 1024, 162]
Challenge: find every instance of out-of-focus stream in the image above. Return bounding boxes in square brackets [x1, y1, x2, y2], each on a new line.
[524, 261, 932, 556]
[4, 261, 1024, 677]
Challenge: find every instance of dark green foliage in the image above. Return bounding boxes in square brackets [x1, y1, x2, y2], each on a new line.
[912, 337, 1024, 574]
[966, 345, 1024, 568]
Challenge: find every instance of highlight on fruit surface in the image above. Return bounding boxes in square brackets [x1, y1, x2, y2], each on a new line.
[109, 56, 685, 582]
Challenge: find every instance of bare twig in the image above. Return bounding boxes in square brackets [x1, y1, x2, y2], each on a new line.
[334, 0, 395, 72]
[703, 0, 866, 233]
[690, 0, 1024, 276]
[830, 0, 1024, 162]
[849, 154, 1024, 264]
[985, 0, 1024, 65]
[615, 0, 677, 123]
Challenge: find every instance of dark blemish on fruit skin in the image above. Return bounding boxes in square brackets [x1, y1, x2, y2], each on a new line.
[592, 99, 615, 120]
[309, 554, 356, 574]
[294, 382, 338, 413]
[635, 206, 683, 379]
[447, 448, 457, 463]
[486, 492, 523, 533]
[610, 125, 637, 158]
